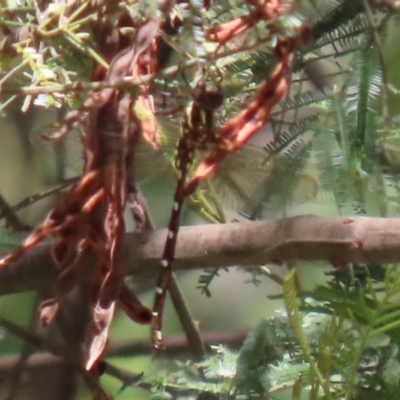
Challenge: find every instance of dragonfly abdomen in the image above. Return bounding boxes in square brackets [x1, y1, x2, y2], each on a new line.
[151, 79, 223, 349]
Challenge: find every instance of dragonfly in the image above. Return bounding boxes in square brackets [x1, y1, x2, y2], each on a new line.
[27, 90, 318, 355]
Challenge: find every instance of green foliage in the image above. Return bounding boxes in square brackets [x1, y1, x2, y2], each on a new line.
[144, 265, 400, 400]
[235, 319, 279, 394]
[197, 267, 229, 297]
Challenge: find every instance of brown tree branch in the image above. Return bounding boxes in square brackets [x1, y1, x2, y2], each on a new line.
[0, 330, 247, 374]
[0, 215, 399, 296]
[106, 330, 247, 357]
[0, 319, 246, 395]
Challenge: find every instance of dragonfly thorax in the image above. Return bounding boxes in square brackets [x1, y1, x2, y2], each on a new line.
[190, 81, 223, 111]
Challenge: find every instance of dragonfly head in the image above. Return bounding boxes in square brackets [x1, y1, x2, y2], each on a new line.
[191, 81, 223, 111]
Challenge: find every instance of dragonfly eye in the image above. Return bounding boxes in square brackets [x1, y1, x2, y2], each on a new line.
[191, 82, 223, 111]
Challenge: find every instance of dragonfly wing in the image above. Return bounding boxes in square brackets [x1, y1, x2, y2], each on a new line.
[212, 144, 318, 218]
[240, 154, 318, 219]
[135, 140, 172, 182]
[211, 145, 273, 211]
[135, 115, 180, 182]
[30, 123, 84, 178]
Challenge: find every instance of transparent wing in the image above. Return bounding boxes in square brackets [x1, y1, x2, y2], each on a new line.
[30, 113, 318, 217]
[212, 144, 318, 216]
[30, 122, 84, 179]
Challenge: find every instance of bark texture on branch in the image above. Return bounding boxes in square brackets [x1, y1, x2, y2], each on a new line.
[0, 215, 399, 296]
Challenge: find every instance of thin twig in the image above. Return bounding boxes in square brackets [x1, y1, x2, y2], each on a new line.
[0, 317, 216, 395]
[169, 274, 207, 359]
[0, 177, 78, 220]
[5, 294, 40, 400]
[0, 193, 30, 231]
[0, 318, 107, 393]
[102, 363, 152, 394]
[107, 330, 247, 357]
